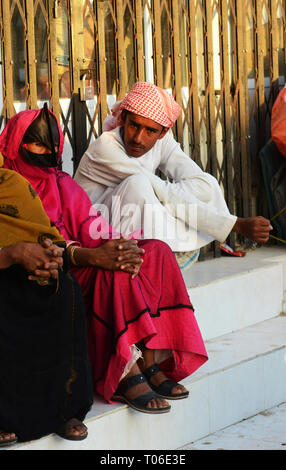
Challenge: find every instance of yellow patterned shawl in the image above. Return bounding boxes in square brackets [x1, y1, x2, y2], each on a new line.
[0, 152, 64, 247]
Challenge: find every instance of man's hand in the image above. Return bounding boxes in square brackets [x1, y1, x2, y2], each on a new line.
[232, 216, 272, 243]
[90, 237, 145, 278]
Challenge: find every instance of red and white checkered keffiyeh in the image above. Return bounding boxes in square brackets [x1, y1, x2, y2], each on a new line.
[103, 82, 181, 131]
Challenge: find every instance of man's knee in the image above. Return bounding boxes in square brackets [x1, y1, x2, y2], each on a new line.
[123, 174, 153, 193]
[119, 174, 156, 206]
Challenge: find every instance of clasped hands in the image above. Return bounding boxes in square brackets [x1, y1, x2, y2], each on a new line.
[90, 237, 144, 279]
[6, 238, 64, 282]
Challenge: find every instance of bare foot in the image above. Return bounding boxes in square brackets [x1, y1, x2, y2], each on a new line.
[0, 430, 17, 446]
[57, 418, 88, 441]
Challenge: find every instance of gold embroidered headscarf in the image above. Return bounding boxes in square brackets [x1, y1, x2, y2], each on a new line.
[0, 152, 64, 247]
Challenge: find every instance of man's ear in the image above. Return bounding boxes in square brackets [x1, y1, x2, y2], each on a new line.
[159, 127, 169, 139]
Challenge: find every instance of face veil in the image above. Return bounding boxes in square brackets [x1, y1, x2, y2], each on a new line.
[21, 103, 60, 168]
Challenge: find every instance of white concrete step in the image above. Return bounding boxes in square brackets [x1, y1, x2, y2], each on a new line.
[180, 401, 286, 450]
[183, 246, 286, 341]
[9, 314, 286, 450]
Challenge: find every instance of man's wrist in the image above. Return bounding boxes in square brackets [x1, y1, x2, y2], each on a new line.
[232, 217, 243, 234]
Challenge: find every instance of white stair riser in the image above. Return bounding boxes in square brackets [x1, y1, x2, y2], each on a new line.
[189, 264, 284, 341]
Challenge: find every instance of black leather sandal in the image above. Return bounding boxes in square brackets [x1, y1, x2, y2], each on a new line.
[113, 373, 171, 414]
[143, 363, 189, 400]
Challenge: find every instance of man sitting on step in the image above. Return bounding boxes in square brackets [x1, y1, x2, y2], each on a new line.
[75, 81, 272, 268]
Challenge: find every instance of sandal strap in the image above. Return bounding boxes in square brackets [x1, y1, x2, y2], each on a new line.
[130, 390, 159, 408]
[153, 379, 180, 396]
[143, 363, 182, 396]
[143, 363, 162, 380]
[116, 373, 147, 395]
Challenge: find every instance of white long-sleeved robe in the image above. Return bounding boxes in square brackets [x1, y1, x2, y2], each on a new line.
[74, 127, 237, 251]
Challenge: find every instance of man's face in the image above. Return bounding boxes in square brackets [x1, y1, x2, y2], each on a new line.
[121, 112, 168, 157]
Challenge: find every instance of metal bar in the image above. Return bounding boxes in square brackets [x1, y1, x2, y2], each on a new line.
[1, 0, 15, 118]
[205, 0, 217, 177]
[255, 0, 266, 151]
[25, 0, 38, 108]
[116, 0, 128, 98]
[171, 0, 183, 145]
[236, 0, 250, 218]
[70, 0, 84, 93]
[270, 0, 280, 101]
[69, 0, 87, 165]
[47, 0, 60, 119]
[219, 0, 235, 217]
[135, 0, 145, 81]
[188, 0, 201, 166]
[229, 0, 243, 217]
[153, 0, 163, 86]
[97, 0, 108, 126]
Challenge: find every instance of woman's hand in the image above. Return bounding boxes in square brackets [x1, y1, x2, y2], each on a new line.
[69, 238, 144, 279]
[109, 238, 144, 278]
[27, 239, 64, 281]
[0, 239, 64, 281]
